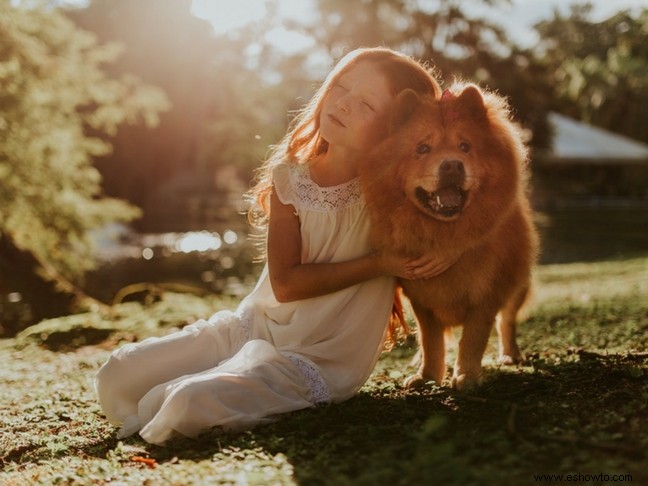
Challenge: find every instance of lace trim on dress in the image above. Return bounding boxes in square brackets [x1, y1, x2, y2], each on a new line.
[281, 351, 331, 404]
[238, 305, 253, 341]
[291, 164, 362, 213]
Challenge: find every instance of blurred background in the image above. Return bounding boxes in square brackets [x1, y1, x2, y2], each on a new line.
[1, 0, 647, 334]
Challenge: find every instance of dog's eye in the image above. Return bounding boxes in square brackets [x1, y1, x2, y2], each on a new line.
[416, 143, 431, 155]
[459, 142, 470, 153]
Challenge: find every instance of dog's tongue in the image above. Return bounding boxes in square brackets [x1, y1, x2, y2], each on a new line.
[435, 186, 463, 208]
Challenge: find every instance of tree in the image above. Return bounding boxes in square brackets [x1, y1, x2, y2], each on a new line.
[535, 5, 648, 143]
[0, 0, 168, 330]
[66, 0, 298, 231]
[293, 0, 553, 150]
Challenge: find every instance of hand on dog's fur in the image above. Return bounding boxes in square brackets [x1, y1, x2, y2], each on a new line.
[373, 251, 413, 280]
[405, 253, 459, 280]
[374, 250, 459, 280]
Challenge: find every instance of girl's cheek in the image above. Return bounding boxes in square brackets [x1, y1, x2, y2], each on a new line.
[369, 116, 391, 141]
[359, 121, 389, 150]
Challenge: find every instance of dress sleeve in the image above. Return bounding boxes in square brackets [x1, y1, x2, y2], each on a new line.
[272, 163, 298, 207]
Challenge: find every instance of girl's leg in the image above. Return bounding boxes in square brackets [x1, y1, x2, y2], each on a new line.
[137, 340, 314, 445]
[95, 311, 245, 427]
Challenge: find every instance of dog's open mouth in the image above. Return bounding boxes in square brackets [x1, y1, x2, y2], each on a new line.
[415, 185, 467, 218]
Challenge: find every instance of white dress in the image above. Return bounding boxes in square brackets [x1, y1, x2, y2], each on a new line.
[95, 162, 396, 445]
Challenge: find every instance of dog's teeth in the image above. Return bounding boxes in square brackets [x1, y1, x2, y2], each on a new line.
[436, 195, 443, 208]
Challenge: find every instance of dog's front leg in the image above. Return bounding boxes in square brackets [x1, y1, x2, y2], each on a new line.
[404, 305, 446, 388]
[452, 315, 496, 390]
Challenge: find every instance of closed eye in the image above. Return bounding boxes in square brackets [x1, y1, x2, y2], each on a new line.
[362, 101, 375, 111]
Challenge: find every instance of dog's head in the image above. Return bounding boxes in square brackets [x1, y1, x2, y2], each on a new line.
[372, 83, 527, 224]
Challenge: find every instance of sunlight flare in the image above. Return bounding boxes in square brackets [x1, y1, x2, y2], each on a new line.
[190, 0, 315, 54]
[190, 0, 268, 33]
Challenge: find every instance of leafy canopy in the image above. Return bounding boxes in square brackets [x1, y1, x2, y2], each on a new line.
[0, 0, 169, 279]
[536, 5, 648, 143]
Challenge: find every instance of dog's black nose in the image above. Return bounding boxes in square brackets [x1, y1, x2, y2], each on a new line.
[440, 159, 465, 178]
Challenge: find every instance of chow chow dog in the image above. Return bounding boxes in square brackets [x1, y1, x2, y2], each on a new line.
[360, 83, 538, 390]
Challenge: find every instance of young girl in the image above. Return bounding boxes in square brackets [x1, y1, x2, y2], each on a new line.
[95, 47, 449, 445]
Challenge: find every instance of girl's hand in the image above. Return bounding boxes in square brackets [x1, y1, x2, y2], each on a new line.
[375, 251, 458, 280]
[404, 253, 459, 280]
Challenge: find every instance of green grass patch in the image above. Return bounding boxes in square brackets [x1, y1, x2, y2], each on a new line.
[1, 257, 647, 485]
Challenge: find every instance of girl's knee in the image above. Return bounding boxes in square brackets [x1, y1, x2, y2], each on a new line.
[94, 371, 115, 411]
[169, 379, 208, 404]
[95, 353, 118, 391]
[94, 346, 135, 398]
[95, 353, 135, 423]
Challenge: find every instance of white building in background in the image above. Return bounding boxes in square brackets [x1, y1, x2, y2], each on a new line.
[533, 113, 648, 209]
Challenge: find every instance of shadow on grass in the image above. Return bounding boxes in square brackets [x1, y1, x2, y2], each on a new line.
[4, 255, 646, 484]
[96, 351, 647, 485]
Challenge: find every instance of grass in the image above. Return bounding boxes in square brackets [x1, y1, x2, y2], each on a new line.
[1, 256, 647, 485]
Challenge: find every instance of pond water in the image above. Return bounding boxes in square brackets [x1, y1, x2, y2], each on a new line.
[84, 226, 263, 304]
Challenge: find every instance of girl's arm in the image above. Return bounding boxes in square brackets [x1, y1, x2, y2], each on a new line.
[267, 187, 453, 303]
[267, 187, 383, 302]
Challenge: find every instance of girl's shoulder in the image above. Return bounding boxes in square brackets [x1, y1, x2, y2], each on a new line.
[273, 162, 362, 212]
[271, 162, 306, 206]
[272, 161, 308, 183]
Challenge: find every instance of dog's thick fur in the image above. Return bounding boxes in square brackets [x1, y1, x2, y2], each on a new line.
[360, 83, 539, 390]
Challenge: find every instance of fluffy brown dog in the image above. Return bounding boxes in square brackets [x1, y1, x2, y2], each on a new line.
[360, 83, 538, 390]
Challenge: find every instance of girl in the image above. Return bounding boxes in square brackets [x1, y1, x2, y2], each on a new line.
[95, 47, 449, 445]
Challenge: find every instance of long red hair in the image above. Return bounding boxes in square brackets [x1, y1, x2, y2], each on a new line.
[247, 47, 441, 226]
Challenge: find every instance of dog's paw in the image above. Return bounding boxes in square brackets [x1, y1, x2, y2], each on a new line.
[403, 374, 426, 389]
[404, 373, 444, 388]
[451, 372, 483, 391]
[498, 353, 525, 366]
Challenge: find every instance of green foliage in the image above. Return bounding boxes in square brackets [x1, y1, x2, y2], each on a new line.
[309, 0, 515, 64]
[536, 5, 648, 143]
[0, 0, 168, 279]
[290, 0, 554, 149]
[300, 1, 648, 149]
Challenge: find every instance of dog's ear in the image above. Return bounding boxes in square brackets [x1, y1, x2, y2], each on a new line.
[455, 85, 487, 121]
[390, 89, 419, 130]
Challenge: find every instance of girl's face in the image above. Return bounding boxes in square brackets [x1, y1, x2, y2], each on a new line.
[319, 61, 393, 153]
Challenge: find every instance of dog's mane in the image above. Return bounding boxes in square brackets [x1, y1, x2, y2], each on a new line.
[361, 82, 530, 257]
